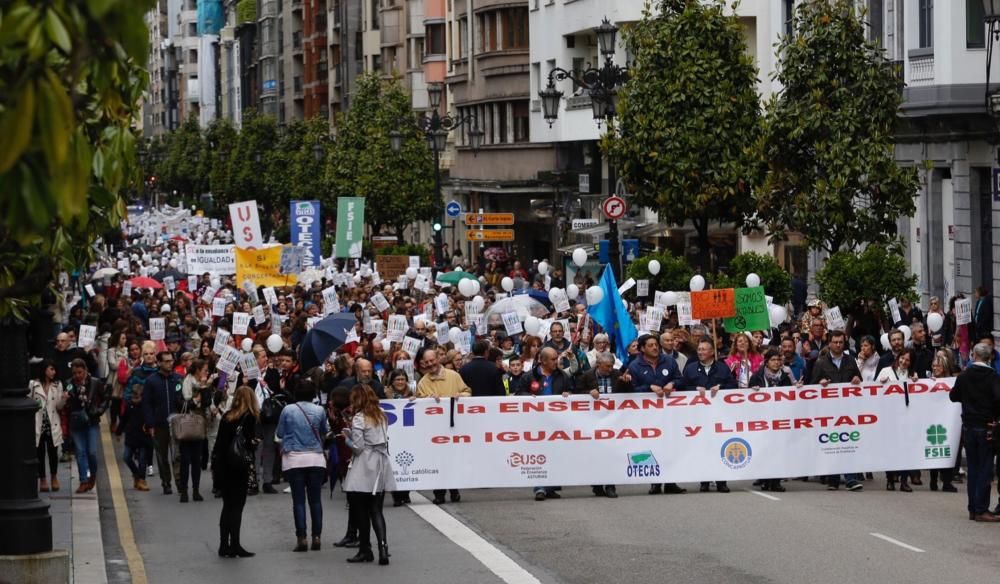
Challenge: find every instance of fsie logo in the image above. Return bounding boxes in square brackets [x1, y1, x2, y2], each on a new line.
[626, 451, 661, 478]
[924, 424, 951, 459]
[508, 453, 547, 467]
[720, 437, 752, 470]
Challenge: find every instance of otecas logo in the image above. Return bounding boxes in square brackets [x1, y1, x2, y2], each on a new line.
[818, 431, 861, 444]
[508, 453, 547, 467]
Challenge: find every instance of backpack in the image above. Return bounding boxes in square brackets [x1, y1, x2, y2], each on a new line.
[260, 391, 288, 425]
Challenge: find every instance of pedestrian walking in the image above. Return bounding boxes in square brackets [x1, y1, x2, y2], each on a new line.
[65, 358, 107, 493]
[276, 368, 329, 552]
[213, 386, 260, 557]
[177, 358, 213, 503]
[342, 384, 395, 566]
[31, 359, 65, 493]
[142, 351, 182, 495]
[949, 343, 1000, 522]
[119, 383, 152, 491]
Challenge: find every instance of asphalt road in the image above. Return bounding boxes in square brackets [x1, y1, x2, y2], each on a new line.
[106, 438, 1000, 584]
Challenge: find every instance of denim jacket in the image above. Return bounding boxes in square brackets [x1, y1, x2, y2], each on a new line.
[275, 401, 329, 453]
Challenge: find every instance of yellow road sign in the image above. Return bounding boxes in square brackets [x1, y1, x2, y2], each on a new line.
[467, 229, 515, 241]
[464, 213, 515, 226]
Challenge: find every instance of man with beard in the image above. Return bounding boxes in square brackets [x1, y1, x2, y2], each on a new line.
[336, 358, 385, 399]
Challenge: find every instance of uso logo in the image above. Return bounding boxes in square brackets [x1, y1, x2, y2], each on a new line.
[720, 438, 752, 470]
[508, 453, 547, 467]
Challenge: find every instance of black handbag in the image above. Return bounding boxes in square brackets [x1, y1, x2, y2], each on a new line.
[260, 392, 287, 425]
[227, 419, 254, 468]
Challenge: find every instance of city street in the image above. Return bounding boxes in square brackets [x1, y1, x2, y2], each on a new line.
[90, 426, 1000, 584]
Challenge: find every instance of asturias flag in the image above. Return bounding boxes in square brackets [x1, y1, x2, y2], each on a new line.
[586, 266, 638, 363]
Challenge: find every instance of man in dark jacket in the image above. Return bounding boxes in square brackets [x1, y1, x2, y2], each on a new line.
[877, 329, 905, 372]
[142, 351, 183, 494]
[460, 340, 506, 397]
[810, 331, 863, 490]
[336, 358, 385, 399]
[578, 352, 630, 498]
[950, 343, 1000, 521]
[626, 334, 683, 396]
[909, 323, 934, 378]
[974, 287, 994, 343]
[518, 347, 572, 502]
[682, 338, 737, 493]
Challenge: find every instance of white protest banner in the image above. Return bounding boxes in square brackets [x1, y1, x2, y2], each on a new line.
[212, 297, 228, 317]
[553, 295, 571, 314]
[413, 314, 429, 327]
[435, 295, 450, 316]
[322, 286, 339, 311]
[408, 256, 420, 269]
[825, 307, 846, 332]
[435, 322, 450, 343]
[637, 280, 649, 297]
[371, 293, 390, 313]
[888, 298, 901, 324]
[78, 325, 97, 349]
[397, 360, 415, 381]
[263, 287, 278, 307]
[677, 301, 694, 326]
[279, 246, 306, 275]
[201, 286, 218, 306]
[345, 326, 361, 345]
[187, 276, 198, 291]
[455, 329, 472, 354]
[85, 284, 96, 297]
[468, 314, 485, 334]
[382, 379, 961, 490]
[369, 319, 384, 337]
[646, 306, 664, 326]
[253, 305, 267, 326]
[149, 318, 165, 341]
[956, 298, 972, 326]
[229, 200, 263, 249]
[121, 281, 132, 299]
[387, 315, 408, 343]
[163, 276, 175, 291]
[217, 346, 240, 376]
[232, 312, 251, 335]
[214, 329, 232, 354]
[402, 337, 424, 359]
[239, 353, 261, 380]
[538, 318, 553, 341]
[617, 278, 636, 296]
[502, 312, 523, 336]
[271, 316, 283, 336]
[242, 280, 259, 305]
[637, 313, 650, 335]
[185, 244, 236, 275]
[414, 274, 430, 293]
[654, 291, 668, 308]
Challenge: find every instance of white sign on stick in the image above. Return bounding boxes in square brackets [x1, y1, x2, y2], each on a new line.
[502, 312, 523, 336]
[78, 325, 97, 349]
[149, 318, 165, 341]
[956, 298, 972, 326]
[229, 200, 263, 249]
[232, 312, 251, 335]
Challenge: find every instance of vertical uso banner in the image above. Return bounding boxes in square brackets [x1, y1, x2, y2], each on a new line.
[290, 200, 321, 267]
[335, 197, 365, 259]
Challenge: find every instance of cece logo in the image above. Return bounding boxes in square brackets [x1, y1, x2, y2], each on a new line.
[818, 431, 861, 444]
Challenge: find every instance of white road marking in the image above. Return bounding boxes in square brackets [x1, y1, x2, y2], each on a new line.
[408, 492, 542, 584]
[869, 532, 926, 553]
[745, 488, 781, 501]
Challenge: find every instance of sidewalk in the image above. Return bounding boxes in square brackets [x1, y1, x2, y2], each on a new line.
[42, 448, 109, 584]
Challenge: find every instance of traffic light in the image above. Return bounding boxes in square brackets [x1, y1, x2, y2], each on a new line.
[433, 222, 442, 232]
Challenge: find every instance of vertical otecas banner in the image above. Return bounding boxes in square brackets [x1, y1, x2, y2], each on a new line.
[290, 200, 321, 267]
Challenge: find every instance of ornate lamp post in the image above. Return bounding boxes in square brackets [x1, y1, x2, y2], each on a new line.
[986, 1, 1000, 136]
[537, 17, 629, 278]
[389, 82, 484, 268]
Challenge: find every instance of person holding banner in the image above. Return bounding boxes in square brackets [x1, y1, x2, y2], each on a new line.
[415, 347, 470, 504]
[682, 338, 736, 493]
[749, 349, 796, 492]
[578, 352, 629, 499]
[518, 347, 573, 501]
[811, 331, 864, 491]
[949, 343, 1000, 522]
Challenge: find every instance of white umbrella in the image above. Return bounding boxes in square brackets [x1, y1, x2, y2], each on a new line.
[93, 267, 120, 279]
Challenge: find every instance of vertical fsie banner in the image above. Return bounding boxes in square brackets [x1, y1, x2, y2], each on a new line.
[291, 200, 321, 267]
[335, 197, 365, 259]
[229, 200, 263, 249]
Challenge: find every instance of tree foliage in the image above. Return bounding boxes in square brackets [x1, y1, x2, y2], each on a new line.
[625, 251, 694, 296]
[201, 117, 237, 204]
[815, 243, 917, 317]
[159, 115, 205, 200]
[0, 0, 151, 318]
[605, 0, 762, 272]
[227, 110, 278, 207]
[326, 73, 435, 238]
[712, 252, 792, 305]
[754, 0, 918, 254]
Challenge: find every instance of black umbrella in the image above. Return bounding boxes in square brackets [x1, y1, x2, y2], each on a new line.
[299, 313, 360, 371]
[152, 267, 187, 282]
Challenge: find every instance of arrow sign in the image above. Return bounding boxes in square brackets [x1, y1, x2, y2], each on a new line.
[446, 201, 462, 218]
[467, 229, 514, 241]
[464, 213, 514, 226]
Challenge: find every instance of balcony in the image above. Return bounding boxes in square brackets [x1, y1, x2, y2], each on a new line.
[292, 31, 303, 53]
[260, 40, 279, 58]
[314, 14, 327, 33]
[909, 54, 934, 86]
[381, 24, 400, 47]
[291, 0, 303, 13]
[260, 0, 278, 18]
[294, 76, 304, 97]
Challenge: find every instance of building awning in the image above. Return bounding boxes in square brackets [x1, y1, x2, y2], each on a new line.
[626, 222, 670, 239]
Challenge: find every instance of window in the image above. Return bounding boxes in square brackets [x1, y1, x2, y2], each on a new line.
[503, 8, 528, 49]
[513, 101, 529, 142]
[867, 0, 883, 45]
[188, 23, 197, 37]
[371, 0, 379, 29]
[782, 0, 794, 38]
[427, 23, 446, 55]
[478, 12, 498, 51]
[918, 0, 932, 49]
[458, 18, 468, 57]
[968, 0, 986, 48]
[372, 54, 382, 73]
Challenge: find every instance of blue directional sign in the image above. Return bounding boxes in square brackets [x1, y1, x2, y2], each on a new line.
[446, 200, 462, 218]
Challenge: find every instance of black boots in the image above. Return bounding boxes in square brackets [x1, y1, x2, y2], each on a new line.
[311, 536, 321, 551]
[346, 549, 374, 563]
[378, 542, 390, 565]
[294, 537, 308, 552]
[218, 525, 231, 558]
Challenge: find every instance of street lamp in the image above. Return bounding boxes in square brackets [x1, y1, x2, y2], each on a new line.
[390, 84, 482, 269]
[986, 0, 1000, 159]
[538, 16, 629, 279]
[312, 142, 324, 163]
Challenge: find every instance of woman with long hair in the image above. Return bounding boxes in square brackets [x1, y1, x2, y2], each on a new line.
[105, 330, 130, 432]
[724, 332, 764, 389]
[212, 386, 259, 558]
[877, 349, 919, 492]
[31, 359, 65, 492]
[342, 385, 396, 565]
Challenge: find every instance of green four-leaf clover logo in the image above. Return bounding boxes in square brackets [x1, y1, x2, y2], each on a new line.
[926, 424, 947, 445]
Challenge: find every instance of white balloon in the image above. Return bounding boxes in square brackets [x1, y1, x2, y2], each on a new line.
[405, 267, 418, 280]
[168, 259, 178, 268]
[745, 273, 761, 288]
[648, 259, 661, 276]
[689, 275, 706, 292]
[586, 285, 604, 306]
[880, 333, 890, 351]
[572, 248, 588, 268]
[471, 295, 485, 312]
[266, 334, 284, 353]
[768, 305, 787, 327]
[899, 325, 912, 342]
[458, 279, 476, 297]
[927, 312, 944, 333]
[663, 291, 679, 306]
[566, 284, 579, 301]
[548, 288, 564, 303]
[448, 327, 463, 344]
[160, 304, 171, 313]
[470, 279, 481, 296]
[352, 274, 362, 284]
[501, 277, 514, 292]
[524, 316, 541, 336]
[240, 338, 253, 352]
[538, 261, 549, 275]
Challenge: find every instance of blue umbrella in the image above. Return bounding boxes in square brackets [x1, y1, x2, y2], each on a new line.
[299, 313, 360, 371]
[516, 289, 554, 309]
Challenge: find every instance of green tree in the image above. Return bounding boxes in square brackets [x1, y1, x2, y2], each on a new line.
[201, 118, 237, 203]
[289, 116, 332, 203]
[0, 0, 151, 318]
[712, 252, 792, 305]
[815, 243, 916, 317]
[605, 0, 762, 272]
[755, 0, 918, 254]
[326, 73, 435, 241]
[159, 114, 206, 201]
[227, 110, 278, 207]
[267, 119, 308, 212]
[625, 251, 694, 296]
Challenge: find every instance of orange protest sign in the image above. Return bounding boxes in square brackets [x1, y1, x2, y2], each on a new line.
[690, 289, 737, 320]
